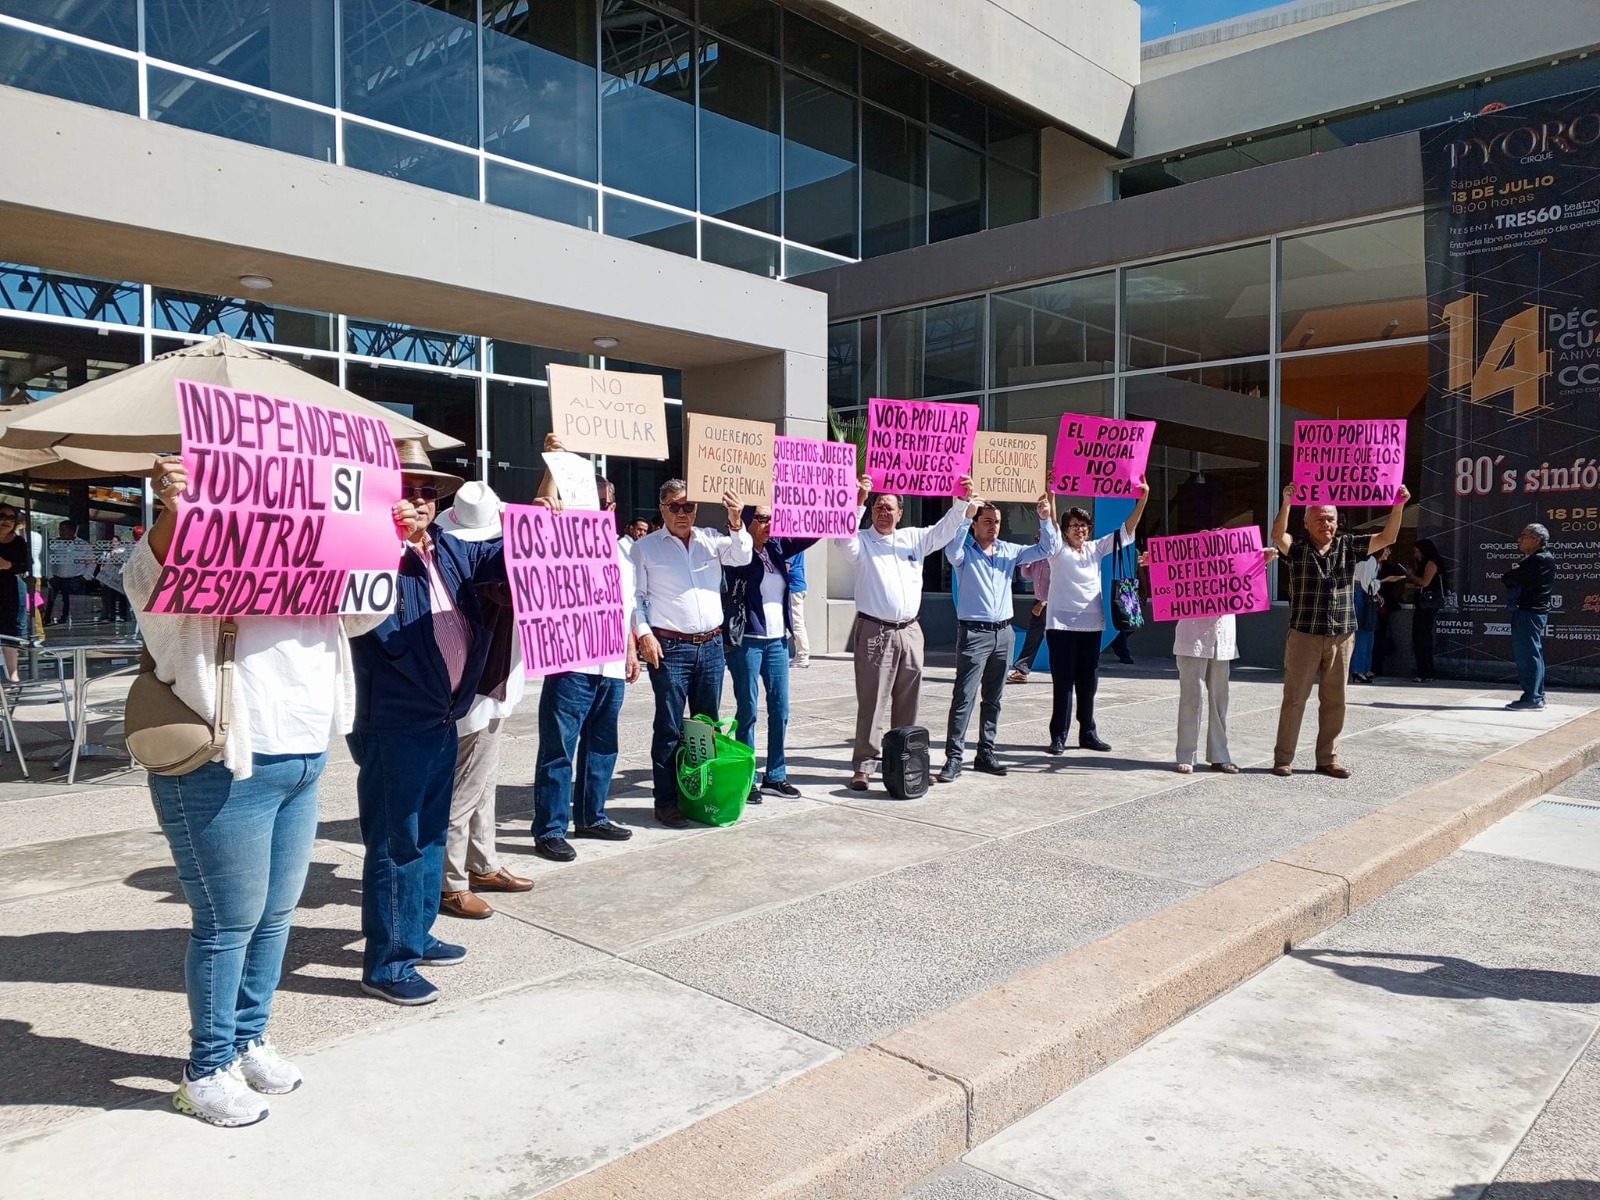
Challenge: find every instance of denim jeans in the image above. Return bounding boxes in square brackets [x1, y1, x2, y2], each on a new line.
[533, 672, 625, 840]
[728, 636, 790, 783]
[149, 752, 326, 1074]
[1511, 609, 1548, 702]
[1350, 591, 1375, 676]
[348, 726, 458, 987]
[647, 636, 724, 815]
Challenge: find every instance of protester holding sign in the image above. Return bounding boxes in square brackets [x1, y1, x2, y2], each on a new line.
[1042, 480, 1150, 756]
[349, 440, 508, 1007]
[938, 496, 1060, 782]
[124, 457, 390, 1128]
[1269, 482, 1409, 778]
[839, 474, 979, 791]
[631, 480, 749, 827]
[722, 505, 818, 805]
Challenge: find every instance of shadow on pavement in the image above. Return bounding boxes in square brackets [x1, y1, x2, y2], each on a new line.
[1295, 949, 1600, 1005]
[0, 1019, 183, 1111]
[1445, 1183, 1600, 1199]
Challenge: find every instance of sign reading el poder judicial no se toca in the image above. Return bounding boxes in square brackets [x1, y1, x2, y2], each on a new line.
[503, 503, 627, 676]
[865, 397, 978, 496]
[1419, 88, 1600, 682]
[1290, 419, 1407, 505]
[148, 382, 401, 617]
[1145, 527, 1270, 624]
[1050, 415, 1155, 497]
[546, 364, 670, 460]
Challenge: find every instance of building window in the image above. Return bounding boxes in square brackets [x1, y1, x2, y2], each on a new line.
[701, 223, 779, 278]
[928, 135, 982, 244]
[827, 318, 877, 410]
[484, 161, 598, 230]
[1279, 214, 1426, 352]
[882, 299, 984, 399]
[340, 0, 480, 147]
[481, 0, 598, 181]
[153, 288, 336, 350]
[343, 122, 479, 196]
[991, 273, 1116, 391]
[4, 0, 136, 48]
[699, 37, 781, 235]
[990, 378, 1116, 511]
[862, 106, 926, 258]
[784, 71, 858, 258]
[1122, 243, 1271, 370]
[600, 0, 697, 210]
[148, 68, 337, 162]
[144, 0, 337, 106]
[603, 194, 697, 256]
[0, 23, 137, 113]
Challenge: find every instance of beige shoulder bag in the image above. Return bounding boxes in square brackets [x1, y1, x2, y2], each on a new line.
[125, 621, 238, 776]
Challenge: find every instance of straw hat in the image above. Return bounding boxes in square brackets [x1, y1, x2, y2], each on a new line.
[395, 438, 464, 498]
[439, 480, 503, 542]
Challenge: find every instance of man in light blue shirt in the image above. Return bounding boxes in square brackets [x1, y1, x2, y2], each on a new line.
[939, 495, 1059, 782]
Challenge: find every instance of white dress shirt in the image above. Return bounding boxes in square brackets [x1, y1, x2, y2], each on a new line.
[839, 500, 972, 624]
[1172, 614, 1239, 661]
[1045, 530, 1119, 632]
[632, 525, 752, 636]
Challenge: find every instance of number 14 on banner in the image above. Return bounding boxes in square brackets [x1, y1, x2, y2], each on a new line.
[1441, 294, 1549, 416]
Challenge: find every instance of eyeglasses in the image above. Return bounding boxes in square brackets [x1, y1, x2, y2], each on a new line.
[0, 515, 16, 523]
[663, 501, 697, 514]
[749, 514, 771, 524]
[1065, 523, 1091, 533]
[401, 485, 439, 503]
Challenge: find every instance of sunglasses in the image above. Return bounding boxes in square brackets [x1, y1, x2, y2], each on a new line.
[0, 515, 15, 523]
[663, 501, 697, 514]
[401, 485, 439, 503]
[749, 514, 771, 524]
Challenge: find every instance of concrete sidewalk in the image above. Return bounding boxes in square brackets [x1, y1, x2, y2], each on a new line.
[1, 653, 1597, 1199]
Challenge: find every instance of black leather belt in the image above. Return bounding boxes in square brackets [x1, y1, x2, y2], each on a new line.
[959, 620, 1010, 631]
[859, 613, 917, 631]
[654, 627, 722, 644]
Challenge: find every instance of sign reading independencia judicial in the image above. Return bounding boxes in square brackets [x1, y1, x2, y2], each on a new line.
[1419, 89, 1600, 682]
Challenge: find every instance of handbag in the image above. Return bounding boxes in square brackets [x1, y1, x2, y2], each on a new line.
[675, 714, 755, 826]
[1109, 530, 1145, 633]
[124, 620, 237, 776]
[1415, 573, 1446, 611]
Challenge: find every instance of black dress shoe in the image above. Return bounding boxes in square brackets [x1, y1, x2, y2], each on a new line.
[534, 837, 576, 862]
[1079, 732, 1112, 752]
[655, 809, 690, 828]
[935, 760, 961, 784]
[1046, 736, 1067, 755]
[747, 785, 764, 806]
[572, 820, 633, 841]
[974, 757, 1008, 777]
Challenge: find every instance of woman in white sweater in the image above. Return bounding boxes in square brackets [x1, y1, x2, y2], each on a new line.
[124, 459, 387, 1129]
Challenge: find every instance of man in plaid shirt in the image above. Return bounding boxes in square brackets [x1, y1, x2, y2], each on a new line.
[1270, 482, 1409, 778]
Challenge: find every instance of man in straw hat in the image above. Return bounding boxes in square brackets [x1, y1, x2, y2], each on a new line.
[348, 439, 508, 1006]
[435, 481, 535, 919]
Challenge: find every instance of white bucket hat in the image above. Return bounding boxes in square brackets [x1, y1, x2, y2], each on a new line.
[439, 480, 503, 541]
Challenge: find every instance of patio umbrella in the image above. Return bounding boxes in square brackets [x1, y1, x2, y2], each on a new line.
[0, 334, 461, 454]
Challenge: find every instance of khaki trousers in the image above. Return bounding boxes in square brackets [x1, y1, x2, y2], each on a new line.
[852, 618, 924, 773]
[1176, 654, 1231, 766]
[443, 718, 503, 892]
[1273, 630, 1354, 768]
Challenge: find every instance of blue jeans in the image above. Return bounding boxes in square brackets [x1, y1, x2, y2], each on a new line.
[533, 672, 625, 840]
[149, 752, 326, 1074]
[728, 636, 790, 783]
[1351, 591, 1375, 676]
[348, 726, 458, 987]
[1511, 609, 1548, 702]
[647, 636, 724, 815]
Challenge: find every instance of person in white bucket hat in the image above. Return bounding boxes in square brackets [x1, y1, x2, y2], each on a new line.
[437, 481, 534, 918]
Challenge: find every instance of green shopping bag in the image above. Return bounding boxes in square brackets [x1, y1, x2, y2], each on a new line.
[675, 714, 755, 826]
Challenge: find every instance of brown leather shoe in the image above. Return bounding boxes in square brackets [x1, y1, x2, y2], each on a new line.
[468, 867, 534, 893]
[440, 890, 493, 919]
[1315, 763, 1352, 779]
[1271, 764, 1293, 777]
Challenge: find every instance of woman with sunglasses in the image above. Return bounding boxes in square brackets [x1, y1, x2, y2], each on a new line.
[0, 505, 31, 684]
[722, 505, 817, 805]
[123, 458, 390, 1128]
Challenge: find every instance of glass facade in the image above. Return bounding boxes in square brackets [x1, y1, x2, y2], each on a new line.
[830, 210, 1433, 598]
[0, 0, 1040, 276]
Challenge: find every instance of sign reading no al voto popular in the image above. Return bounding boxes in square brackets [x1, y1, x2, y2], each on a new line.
[546, 364, 669, 460]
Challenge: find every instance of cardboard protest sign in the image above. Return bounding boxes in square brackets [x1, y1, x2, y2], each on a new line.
[147, 380, 401, 617]
[503, 503, 627, 676]
[864, 397, 978, 496]
[1291, 419, 1406, 504]
[1146, 526, 1270, 623]
[684, 413, 775, 504]
[972, 431, 1048, 499]
[1050, 415, 1155, 497]
[771, 435, 858, 538]
[541, 450, 601, 509]
[546, 364, 669, 459]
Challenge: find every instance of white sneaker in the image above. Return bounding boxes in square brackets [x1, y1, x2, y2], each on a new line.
[237, 1036, 303, 1095]
[173, 1061, 270, 1127]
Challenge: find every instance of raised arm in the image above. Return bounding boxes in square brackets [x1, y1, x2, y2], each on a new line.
[1016, 495, 1061, 565]
[1368, 484, 1410, 555]
[714, 491, 752, 565]
[1270, 483, 1295, 556]
[916, 474, 979, 556]
[1121, 475, 1151, 538]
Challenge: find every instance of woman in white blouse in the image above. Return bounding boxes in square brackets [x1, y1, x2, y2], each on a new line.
[124, 459, 387, 1129]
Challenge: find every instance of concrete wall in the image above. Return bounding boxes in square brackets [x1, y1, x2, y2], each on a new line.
[1039, 128, 1118, 215]
[810, 0, 1140, 151]
[1134, 0, 1600, 159]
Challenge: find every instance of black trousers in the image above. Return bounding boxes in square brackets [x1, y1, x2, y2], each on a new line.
[1046, 629, 1103, 740]
[1412, 608, 1439, 680]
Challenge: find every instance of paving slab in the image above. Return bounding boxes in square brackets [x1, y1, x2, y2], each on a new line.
[0, 827, 171, 901]
[1464, 797, 1600, 875]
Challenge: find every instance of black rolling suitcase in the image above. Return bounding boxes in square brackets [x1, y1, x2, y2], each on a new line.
[881, 725, 930, 799]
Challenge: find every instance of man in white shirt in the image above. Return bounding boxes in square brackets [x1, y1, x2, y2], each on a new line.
[838, 473, 978, 791]
[45, 520, 92, 625]
[618, 517, 650, 559]
[633, 479, 750, 827]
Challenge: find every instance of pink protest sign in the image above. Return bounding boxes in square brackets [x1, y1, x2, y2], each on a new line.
[1291, 419, 1406, 504]
[1050, 415, 1155, 497]
[864, 397, 978, 496]
[1146, 526, 1270, 623]
[147, 380, 402, 616]
[771, 436, 858, 538]
[503, 504, 627, 676]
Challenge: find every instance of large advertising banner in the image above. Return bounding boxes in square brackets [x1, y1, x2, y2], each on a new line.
[1419, 89, 1600, 683]
[149, 381, 401, 616]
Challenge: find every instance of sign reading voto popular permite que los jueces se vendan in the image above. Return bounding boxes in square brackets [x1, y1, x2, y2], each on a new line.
[147, 381, 401, 616]
[1291, 419, 1407, 505]
[502, 503, 627, 676]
